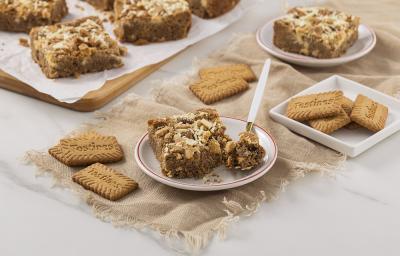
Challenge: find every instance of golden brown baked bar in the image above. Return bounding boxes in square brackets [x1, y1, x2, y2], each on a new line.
[30, 16, 127, 79]
[84, 0, 114, 10]
[185, 0, 239, 19]
[148, 109, 231, 178]
[0, 0, 68, 33]
[114, 0, 192, 44]
[273, 7, 360, 58]
[224, 132, 265, 170]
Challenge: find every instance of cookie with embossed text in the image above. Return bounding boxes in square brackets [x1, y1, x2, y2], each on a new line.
[48, 132, 124, 166]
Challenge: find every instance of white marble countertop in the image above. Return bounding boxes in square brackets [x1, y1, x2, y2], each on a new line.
[1, 1, 400, 256]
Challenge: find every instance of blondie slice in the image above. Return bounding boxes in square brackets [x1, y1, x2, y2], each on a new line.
[148, 109, 231, 178]
[224, 132, 265, 170]
[84, 0, 114, 10]
[0, 0, 68, 32]
[114, 0, 191, 44]
[273, 7, 360, 58]
[30, 16, 127, 78]
[185, 0, 239, 19]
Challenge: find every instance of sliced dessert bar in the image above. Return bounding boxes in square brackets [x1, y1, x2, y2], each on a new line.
[273, 7, 360, 58]
[224, 132, 265, 170]
[114, 0, 191, 44]
[30, 16, 127, 79]
[148, 109, 231, 178]
[185, 0, 240, 19]
[0, 0, 68, 32]
[84, 0, 114, 10]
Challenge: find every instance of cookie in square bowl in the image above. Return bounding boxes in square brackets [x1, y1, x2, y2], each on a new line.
[269, 75, 400, 157]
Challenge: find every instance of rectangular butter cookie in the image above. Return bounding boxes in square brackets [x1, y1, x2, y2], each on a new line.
[72, 163, 138, 201]
[49, 132, 124, 166]
[350, 94, 388, 132]
[190, 77, 249, 104]
[286, 91, 343, 121]
[309, 108, 351, 134]
[199, 64, 257, 82]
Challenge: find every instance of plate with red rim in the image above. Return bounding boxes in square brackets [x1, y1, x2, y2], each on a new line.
[134, 116, 278, 191]
[256, 17, 376, 68]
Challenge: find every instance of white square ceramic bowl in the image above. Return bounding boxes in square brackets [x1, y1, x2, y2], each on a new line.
[269, 75, 400, 157]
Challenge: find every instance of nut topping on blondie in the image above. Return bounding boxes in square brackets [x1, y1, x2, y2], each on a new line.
[185, 0, 240, 19]
[148, 109, 231, 178]
[274, 7, 360, 58]
[119, 0, 189, 18]
[30, 16, 127, 78]
[148, 109, 267, 178]
[0, 0, 68, 32]
[114, 0, 192, 44]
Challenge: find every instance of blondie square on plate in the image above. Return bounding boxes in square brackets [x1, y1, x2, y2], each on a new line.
[114, 0, 192, 44]
[0, 0, 68, 32]
[148, 109, 231, 178]
[273, 7, 360, 59]
[30, 16, 127, 78]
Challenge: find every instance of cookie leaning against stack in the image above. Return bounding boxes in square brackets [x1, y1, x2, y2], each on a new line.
[286, 91, 388, 134]
[190, 63, 257, 104]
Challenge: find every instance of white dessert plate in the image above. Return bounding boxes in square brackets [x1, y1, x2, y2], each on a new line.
[256, 17, 376, 68]
[269, 75, 400, 157]
[135, 117, 278, 191]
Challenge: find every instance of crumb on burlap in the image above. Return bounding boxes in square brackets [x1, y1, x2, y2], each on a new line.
[19, 38, 29, 47]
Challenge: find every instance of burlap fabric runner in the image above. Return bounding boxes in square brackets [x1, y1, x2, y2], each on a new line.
[26, 0, 399, 253]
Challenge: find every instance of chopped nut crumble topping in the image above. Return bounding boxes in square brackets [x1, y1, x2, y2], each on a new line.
[118, 0, 189, 19]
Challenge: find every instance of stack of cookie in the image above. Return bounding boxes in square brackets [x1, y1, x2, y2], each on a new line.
[48, 132, 138, 201]
[286, 91, 388, 134]
[190, 64, 257, 104]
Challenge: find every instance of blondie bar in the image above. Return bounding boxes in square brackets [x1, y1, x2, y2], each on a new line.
[30, 16, 127, 78]
[84, 0, 114, 10]
[224, 132, 265, 170]
[0, 0, 68, 32]
[273, 7, 360, 58]
[185, 0, 239, 19]
[148, 109, 231, 178]
[114, 0, 191, 44]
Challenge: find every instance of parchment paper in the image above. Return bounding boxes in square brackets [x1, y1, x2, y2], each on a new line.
[0, 0, 258, 103]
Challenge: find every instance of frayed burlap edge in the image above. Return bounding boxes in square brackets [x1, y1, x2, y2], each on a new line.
[24, 141, 346, 254]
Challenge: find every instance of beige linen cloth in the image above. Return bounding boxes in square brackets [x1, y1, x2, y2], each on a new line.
[26, 0, 399, 253]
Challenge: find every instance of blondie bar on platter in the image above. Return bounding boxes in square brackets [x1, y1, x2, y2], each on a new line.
[30, 16, 127, 78]
[185, 0, 240, 19]
[148, 109, 231, 178]
[84, 0, 115, 10]
[114, 0, 192, 44]
[273, 7, 360, 59]
[0, 0, 68, 32]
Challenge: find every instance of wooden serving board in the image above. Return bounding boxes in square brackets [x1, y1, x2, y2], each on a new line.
[0, 59, 169, 112]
